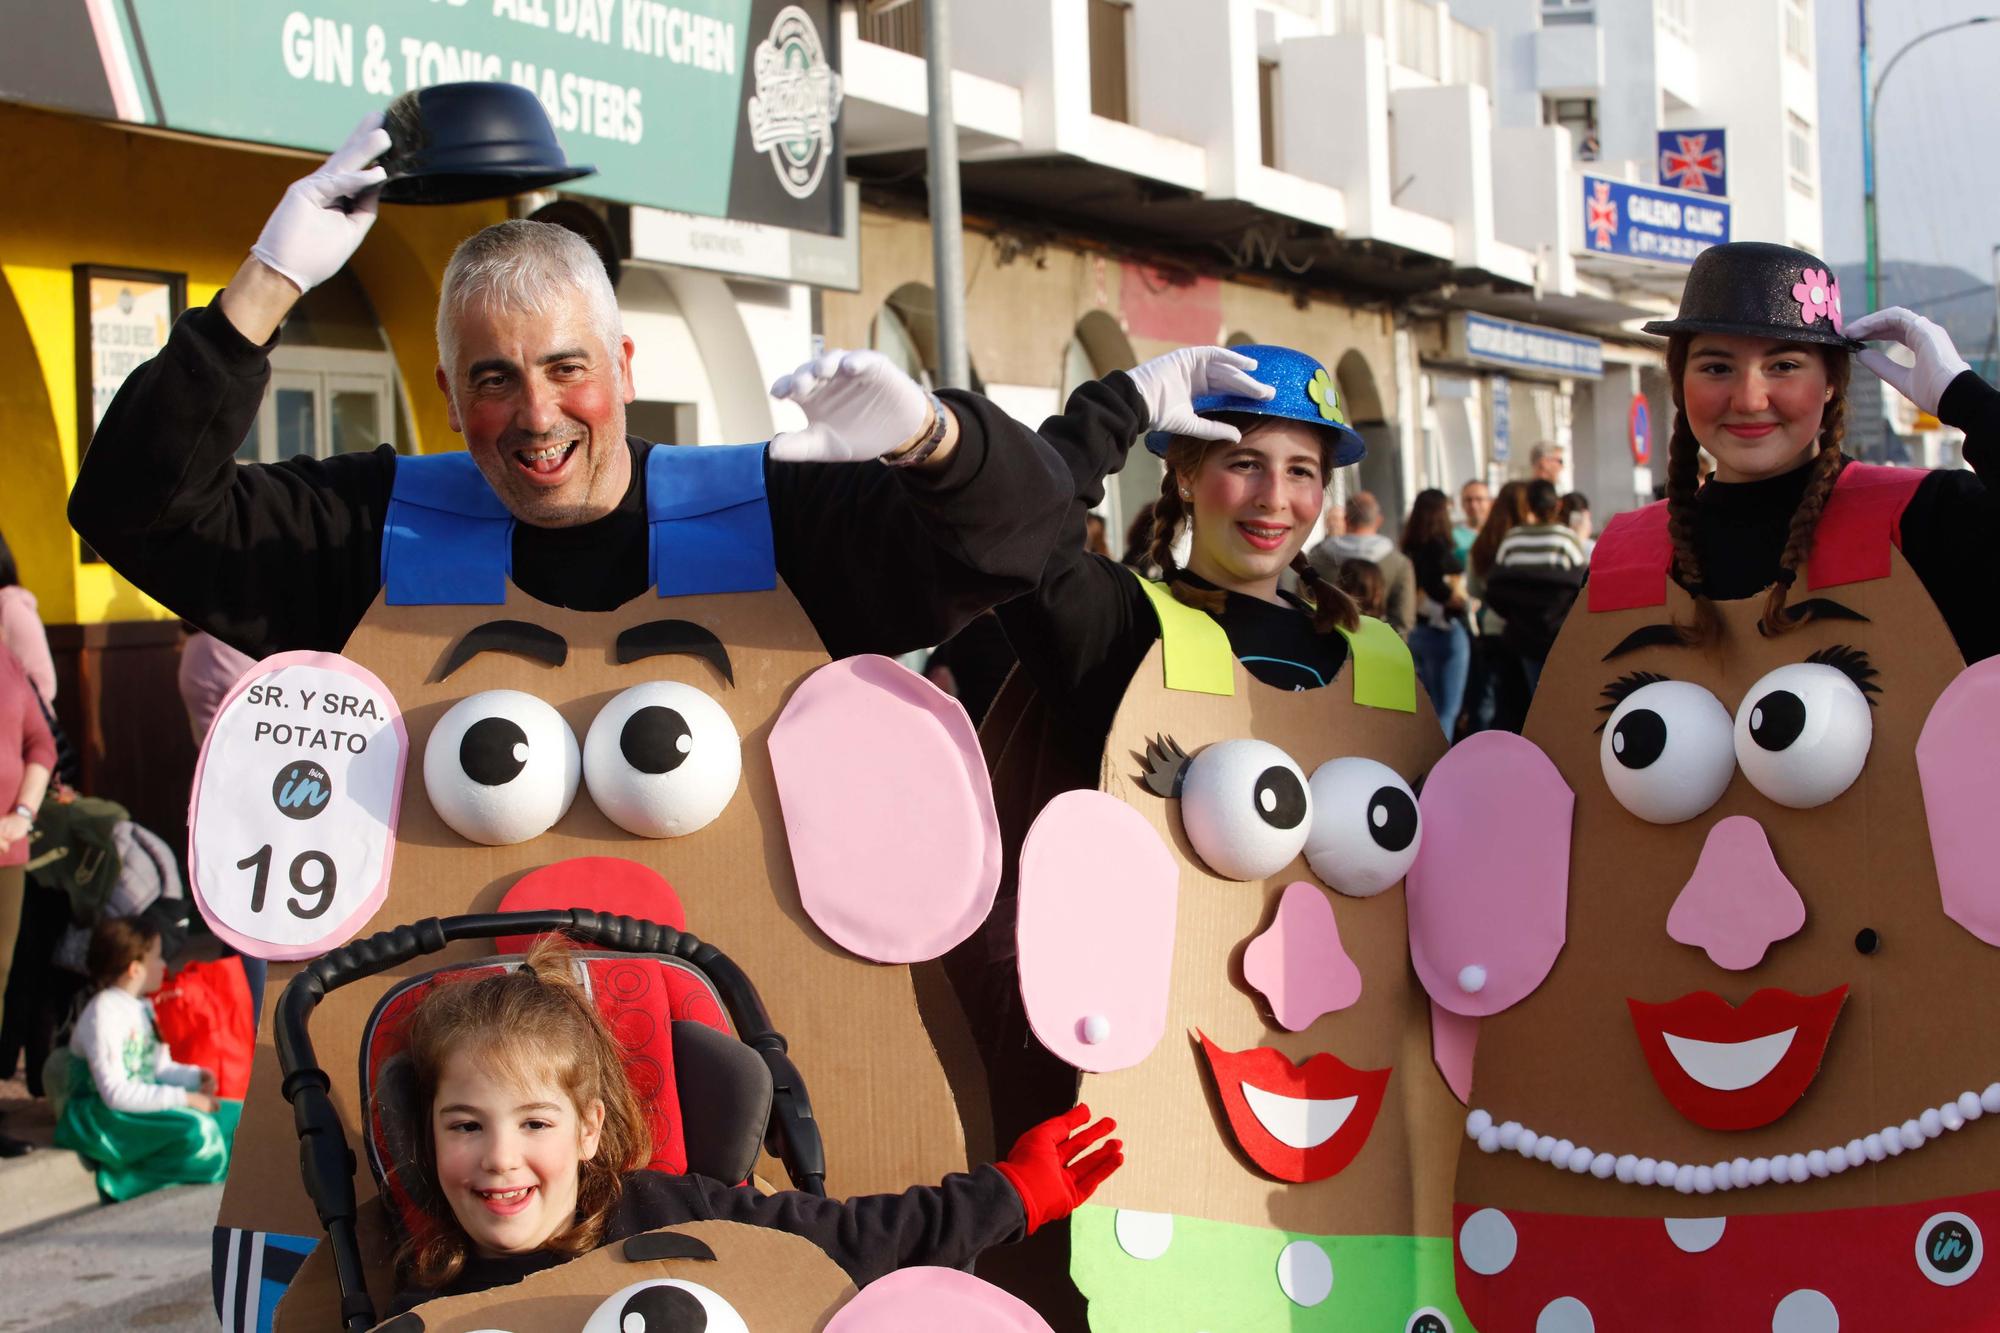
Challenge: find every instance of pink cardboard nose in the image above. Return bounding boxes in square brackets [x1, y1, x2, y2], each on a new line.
[1667, 815, 1806, 970]
[1244, 881, 1363, 1031]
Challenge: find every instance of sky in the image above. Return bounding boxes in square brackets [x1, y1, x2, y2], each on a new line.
[1817, 0, 2000, 292]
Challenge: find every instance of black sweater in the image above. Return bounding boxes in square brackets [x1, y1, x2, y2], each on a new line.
[1688, 370, 2000, 663]
[991, 373, 1351, 773]
[67, 303, 1070, 661]
[390, 1164, 1024, 1314]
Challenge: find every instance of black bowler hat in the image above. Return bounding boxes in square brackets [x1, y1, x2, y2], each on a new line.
[1641, 242, 1864, 351]
[378, 82, 595, 205]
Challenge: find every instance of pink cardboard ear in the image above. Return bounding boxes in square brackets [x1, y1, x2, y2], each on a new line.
[768, 655, 1001, 963]
[1406, 730, 1573, 1017]
[823, 1266, 1054, 1332]
[1918, 655, 2000, 946]
[1018, 789, 1180, 1072]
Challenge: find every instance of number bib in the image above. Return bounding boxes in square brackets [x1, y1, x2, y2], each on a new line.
[189, 652, 408, 960]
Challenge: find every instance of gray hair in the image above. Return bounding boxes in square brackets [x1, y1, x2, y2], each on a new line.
[435, 220, 623, 386]
[1529, 440, 1564, 464]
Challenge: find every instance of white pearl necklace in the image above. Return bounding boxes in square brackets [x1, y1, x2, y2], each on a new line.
[1463, 1084, 2000, 1195]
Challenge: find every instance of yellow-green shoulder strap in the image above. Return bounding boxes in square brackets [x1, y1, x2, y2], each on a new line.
[1131, 573, 1235, 696]
[1336, 615, 1418, 712]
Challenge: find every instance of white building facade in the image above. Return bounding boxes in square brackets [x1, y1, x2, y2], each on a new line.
[835, 0, 1827, 528]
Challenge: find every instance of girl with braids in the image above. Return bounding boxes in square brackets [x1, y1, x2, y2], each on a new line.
[948, 344, 1380, 1154]
[1641, 242, 2000, 658]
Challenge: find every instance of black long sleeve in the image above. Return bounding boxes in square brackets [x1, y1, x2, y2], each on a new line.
[69, 301, 1069, 660]
[395, 1166, 1026, 1312]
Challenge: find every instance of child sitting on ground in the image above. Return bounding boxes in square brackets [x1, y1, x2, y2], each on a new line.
[52, 916, 239, 1201]
[389, 937, 1123, 1311]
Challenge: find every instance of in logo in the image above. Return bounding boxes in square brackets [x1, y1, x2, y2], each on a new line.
[1916, 1211, 1982, 1287]
[271, 760, 333, 821]
[1407, 1309, 1453, 1333]
[746, 4, 844, 200]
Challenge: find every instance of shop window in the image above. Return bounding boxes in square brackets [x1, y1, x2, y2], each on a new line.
[1544, 97, 1598, 161]
[1089, 0, 1132, 123]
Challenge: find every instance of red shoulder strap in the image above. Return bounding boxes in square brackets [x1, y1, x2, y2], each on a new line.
[1587, 501, 1673, 612]
[1805, 462, 1925, 590]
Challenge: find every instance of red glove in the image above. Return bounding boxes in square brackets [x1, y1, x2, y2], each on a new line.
[993, 1104, 1124, 1235]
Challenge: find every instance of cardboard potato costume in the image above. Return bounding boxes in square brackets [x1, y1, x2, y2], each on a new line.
[197, 447, 1003, 1327]
[1417, 465, 2000, 1329]
[1014, 581, 1465, 1330]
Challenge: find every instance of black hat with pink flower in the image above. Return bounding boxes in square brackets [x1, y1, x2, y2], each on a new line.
[1641, 242, 1864, 351]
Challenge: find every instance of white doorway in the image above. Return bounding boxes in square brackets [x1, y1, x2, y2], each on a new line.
[237, 346, 399, 462]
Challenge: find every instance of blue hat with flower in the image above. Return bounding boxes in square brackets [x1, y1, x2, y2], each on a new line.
[1144, 344, 1366, 465]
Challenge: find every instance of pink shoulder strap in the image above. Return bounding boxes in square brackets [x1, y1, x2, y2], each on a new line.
[1583, 465, 1927, 612]
[1805, 461, 1924, 590]
[1586, 501, 1672, 612]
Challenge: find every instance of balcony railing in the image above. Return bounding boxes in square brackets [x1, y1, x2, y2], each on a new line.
[858, 0, 923, 56]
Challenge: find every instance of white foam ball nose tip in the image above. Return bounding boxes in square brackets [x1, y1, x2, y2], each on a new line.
[1078, 1014, 1111, 1044]
[1458, 964, 1487, 994]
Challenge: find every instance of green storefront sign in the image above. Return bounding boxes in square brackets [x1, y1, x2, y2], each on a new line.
[91, 0, 842, 232]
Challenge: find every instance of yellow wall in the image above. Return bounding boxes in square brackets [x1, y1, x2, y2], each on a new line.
[0, 103, 504, 624]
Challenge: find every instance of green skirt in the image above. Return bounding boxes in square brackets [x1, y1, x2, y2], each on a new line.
[50, 1053, 241, 1202]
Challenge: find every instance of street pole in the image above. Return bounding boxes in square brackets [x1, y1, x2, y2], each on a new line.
[922, 0, 971, 390]
[1864, 13, 1998, 314]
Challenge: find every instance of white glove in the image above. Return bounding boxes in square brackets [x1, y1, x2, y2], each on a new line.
[1125, 346, 1274, 443]
[250, 113, 392, 295]
[768, 350, 934, 463]
[1844, 305, 1971, 416]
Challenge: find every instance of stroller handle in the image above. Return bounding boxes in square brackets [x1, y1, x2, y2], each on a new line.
[273, 908, 827, 1333]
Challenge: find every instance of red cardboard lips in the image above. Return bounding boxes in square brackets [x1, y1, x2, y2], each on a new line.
[1628, 986, 1848, 1131]
[1196, 1031, 1390, 1182]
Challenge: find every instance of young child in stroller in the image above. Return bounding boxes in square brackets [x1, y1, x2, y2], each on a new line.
[388, 937, 1124, 1314]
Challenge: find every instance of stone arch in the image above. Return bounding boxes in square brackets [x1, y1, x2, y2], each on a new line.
[1339, 348, 1403, 523]
[1060, 311, 1149, 547]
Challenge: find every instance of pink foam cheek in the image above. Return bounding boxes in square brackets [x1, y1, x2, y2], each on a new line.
[1406, 731, 1574, 1017]
[768, 656, 1001, 964]
[1243, 881, 1362, 1032]
[824, 1265, 1054, 1332]
[1918, 656, 2000, 947]
[1017, 790, 1180, 1072]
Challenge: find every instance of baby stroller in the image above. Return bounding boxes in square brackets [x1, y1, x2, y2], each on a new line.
[274, 908, 827, 1332]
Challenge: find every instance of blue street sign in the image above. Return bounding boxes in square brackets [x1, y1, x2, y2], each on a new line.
[1582, 173, 1730, 267]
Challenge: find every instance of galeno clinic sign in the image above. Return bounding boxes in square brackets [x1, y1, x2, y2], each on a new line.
[1579, 173, 1730, 268]
[89, 0, 844, 233]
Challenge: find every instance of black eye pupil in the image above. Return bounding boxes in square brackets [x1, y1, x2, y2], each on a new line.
[1253, 766, 1307, 831]
[1367, 786, 1419, 852]
[1749, 690, 1807, 751]
[620, 1282, 709, 1331]
[1612, 709, 1668, 769]
[622, 705, 693, 775]
[460, 717, 528, 786]
[1855, 927, 1880, 955]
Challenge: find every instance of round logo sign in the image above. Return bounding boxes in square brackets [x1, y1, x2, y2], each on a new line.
[271, 760, 333, 821]
[1629, 394, 1652, 464]
[1916, 1210, 1982, 1286]
[1408, 1309, 1454, 1333]
[746, 5, 845, 200]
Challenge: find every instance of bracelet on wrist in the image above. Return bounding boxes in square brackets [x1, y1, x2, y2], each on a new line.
[882, 393, 950, 469]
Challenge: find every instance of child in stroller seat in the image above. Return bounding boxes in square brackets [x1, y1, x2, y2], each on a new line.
[387, 937, 1124, 1315]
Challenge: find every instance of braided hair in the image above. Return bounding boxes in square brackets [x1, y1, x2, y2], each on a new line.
[1144, 416, 1360, 634]
[1663, 334, 1853, 642]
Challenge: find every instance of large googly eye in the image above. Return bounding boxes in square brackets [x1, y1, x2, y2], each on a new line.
[1302, 757, 1422, 897]
[1599, 679, 1735, 824]
[1178, 739, 1311, 881]
[580, 1278, 749, 1333]
[1733, 662, 1873, 809]
[423, 689, 579, 845]
[583, 681, 742, 838]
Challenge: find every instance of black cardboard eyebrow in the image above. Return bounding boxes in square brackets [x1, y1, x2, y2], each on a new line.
[433, 620, 568, 681]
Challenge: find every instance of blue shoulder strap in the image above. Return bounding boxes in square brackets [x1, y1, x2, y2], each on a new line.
[381, 453, 514, 605]
[380, 444, 778, 606]
[646, 443, 777, 597]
